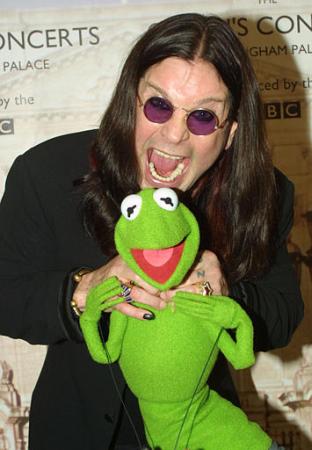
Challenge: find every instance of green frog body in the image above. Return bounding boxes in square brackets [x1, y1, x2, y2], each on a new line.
[80, 188, 272, 450]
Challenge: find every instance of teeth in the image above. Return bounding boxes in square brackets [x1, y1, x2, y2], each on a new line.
[154, 149, 182, 160]
[149, 162, 184, 182]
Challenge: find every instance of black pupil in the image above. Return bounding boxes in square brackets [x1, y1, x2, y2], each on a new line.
[127, 205, 136, 217]
[191, 109, 215, 122]
[160, 197, 174, 207]
[150, 97, 172, 111]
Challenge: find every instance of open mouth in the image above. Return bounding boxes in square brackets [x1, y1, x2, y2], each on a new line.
[148, 149, 189, 183]
[131, 240, 185, 283]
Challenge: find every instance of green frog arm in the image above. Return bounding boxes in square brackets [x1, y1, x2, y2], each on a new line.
[79, 276, 127, 364]
[173, 292, 255, 369]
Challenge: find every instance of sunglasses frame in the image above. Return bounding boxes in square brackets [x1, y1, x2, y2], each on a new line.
[137, 94, 228, 136]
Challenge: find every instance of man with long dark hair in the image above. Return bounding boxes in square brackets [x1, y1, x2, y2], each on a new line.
[0, 13, 303, 450]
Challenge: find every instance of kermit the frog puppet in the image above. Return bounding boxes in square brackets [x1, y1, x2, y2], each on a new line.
[80, 187, 272, 450]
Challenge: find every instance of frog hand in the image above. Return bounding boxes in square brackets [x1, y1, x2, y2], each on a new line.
[80, 276, 125, 364]
[173, 292, 255, 370]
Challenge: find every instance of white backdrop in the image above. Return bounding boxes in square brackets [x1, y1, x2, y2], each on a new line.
[0, 1, 311, 449]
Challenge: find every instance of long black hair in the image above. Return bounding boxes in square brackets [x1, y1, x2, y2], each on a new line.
[82, 13, 277, 283]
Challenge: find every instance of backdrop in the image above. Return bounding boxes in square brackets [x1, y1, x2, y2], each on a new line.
[0, 1, 311, 449]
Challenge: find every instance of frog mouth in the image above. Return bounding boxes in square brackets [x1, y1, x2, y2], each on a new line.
[131, 241, 185, 283]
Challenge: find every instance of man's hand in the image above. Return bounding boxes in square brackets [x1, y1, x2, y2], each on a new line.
[160, 250, 229, 301]
[73, 255, 166, 320]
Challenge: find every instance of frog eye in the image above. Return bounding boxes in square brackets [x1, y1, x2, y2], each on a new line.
[120, 194, 142, 221]
[153, 188, 178, 211]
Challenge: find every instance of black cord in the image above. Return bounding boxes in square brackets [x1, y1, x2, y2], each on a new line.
[99, 317, 223, 450]
[99, 325, 145, 450]
[174, 327, 223, 450]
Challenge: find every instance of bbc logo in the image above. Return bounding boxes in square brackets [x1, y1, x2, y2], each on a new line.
[0, 118, 14, 135]
[264, 102, 301, 120]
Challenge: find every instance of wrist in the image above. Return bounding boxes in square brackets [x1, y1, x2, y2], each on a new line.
[73, 268, 92, 284]
[58, 267, 93, 342]
[71, 268, 92, 317]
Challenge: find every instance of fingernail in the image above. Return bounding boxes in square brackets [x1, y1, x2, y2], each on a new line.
[143, 312, 155, 320]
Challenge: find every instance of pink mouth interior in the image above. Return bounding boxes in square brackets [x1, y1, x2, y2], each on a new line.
[131, 241, 185, 284]
[150, 150, 182, 176]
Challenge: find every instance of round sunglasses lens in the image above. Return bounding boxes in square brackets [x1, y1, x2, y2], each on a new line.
[187, 109, 217, 135]
[144, 97, 173, 124]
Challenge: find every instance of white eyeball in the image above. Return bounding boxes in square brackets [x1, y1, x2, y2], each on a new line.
[120, 194, 142, 221]
[153, 188, 178, 211]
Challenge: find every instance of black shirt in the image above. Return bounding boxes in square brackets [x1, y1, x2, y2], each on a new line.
[0, 131, 303, 449]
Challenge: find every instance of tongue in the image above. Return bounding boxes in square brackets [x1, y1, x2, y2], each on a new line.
[143, 248, 173, 267]
[150, 151, 180, 176]
[131, 241, 185, 284]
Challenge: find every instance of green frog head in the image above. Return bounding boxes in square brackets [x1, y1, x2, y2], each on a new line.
[114, 188, 200, 291]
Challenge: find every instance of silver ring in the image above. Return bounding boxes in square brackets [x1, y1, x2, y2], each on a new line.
[119, 283, 133, 303]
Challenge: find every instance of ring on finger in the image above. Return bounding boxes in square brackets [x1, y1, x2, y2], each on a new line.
[119, 283, 133, 303]
[199, 281, 213, 296]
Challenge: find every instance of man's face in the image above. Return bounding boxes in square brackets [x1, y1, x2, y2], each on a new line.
[135, 57, 237, 191]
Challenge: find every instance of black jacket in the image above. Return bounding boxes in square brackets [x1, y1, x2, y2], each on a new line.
[0, 130, 303, 450]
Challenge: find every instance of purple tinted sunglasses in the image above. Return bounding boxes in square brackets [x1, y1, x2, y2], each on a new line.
[138, 95, 227, 136]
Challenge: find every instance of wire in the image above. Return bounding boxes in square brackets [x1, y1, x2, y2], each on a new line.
[99, 324, 145, 450]
[99, 317, 223, 450]
[173, 327, 223, 450]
